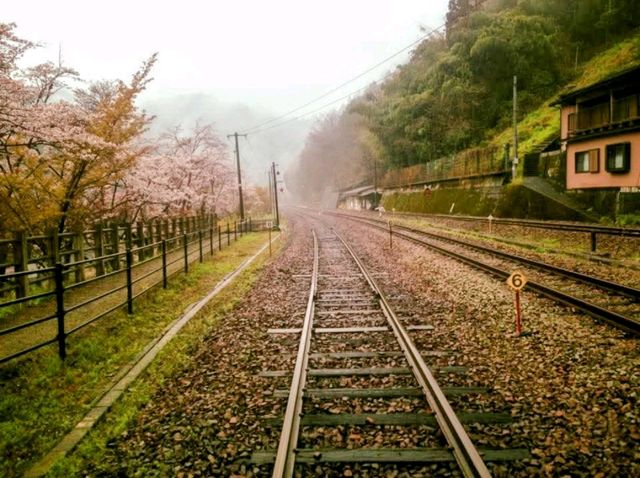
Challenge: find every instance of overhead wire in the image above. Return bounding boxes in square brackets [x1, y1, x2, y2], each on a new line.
[246, 69, 399, 135]
[241, 21, 447, 135]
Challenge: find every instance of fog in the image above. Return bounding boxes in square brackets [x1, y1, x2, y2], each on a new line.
[142, 93, 312, 186]
[5, 0, 448, 193]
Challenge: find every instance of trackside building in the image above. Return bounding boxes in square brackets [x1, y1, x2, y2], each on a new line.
[555, 67, 640, 191]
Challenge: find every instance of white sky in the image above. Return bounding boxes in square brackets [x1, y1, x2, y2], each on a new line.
[4, 0, 449, 181]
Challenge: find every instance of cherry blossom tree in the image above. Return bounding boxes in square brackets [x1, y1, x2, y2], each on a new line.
[1, 23, 247, 234]
[0, 22, 156, 234]
[105, 123, 236, 222]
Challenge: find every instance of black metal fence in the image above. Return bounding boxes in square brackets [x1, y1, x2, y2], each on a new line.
[0, 218, 260, 364]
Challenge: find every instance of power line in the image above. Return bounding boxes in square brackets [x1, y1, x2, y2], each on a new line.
[242, 22, 446, 135]
[247, 70, 396, 135]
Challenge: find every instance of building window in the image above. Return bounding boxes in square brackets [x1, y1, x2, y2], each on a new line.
[575, 149, 599, 173]
[606, 143, 631, 173]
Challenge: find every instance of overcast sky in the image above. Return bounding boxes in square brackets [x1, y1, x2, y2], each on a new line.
[5, 0, 448, 183]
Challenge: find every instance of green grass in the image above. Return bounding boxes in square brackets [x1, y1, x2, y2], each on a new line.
[569, 34, 640, 91]
[0, 231, 277, 478]
[490, 101, 559, 158]
[488, 32, 640, 161]
[613, 214, 640, 226]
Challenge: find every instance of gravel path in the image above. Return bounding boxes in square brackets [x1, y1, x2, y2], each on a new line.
[84, 212, 639, 477]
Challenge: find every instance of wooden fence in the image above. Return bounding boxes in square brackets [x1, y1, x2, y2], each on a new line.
[0, 215, 221, 299]
[0, 216, 265, 364]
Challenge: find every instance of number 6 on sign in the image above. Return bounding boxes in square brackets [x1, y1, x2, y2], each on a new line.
[506, 270, 527, 291]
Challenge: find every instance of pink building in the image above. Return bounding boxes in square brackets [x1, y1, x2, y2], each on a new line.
[556, 67, 640, 191]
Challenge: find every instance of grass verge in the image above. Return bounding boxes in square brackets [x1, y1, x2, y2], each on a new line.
[0, 231, 281, 478]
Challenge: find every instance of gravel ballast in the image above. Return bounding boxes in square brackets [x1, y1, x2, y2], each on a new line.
[82, 212, 639, 477]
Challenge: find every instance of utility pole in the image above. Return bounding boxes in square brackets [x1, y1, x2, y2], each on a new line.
[227, 132, 247, 220]
[271, 162, 280, 229]
[512, 75, 519, 181]
[373, 158, 378, 208]
[268, 168, 274, 219]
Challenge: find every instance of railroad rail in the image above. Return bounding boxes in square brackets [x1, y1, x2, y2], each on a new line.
[347, 209, 640, 254]
[381, 210, 640, 237]
[255, 220, 528, 476]
[327, 211, 640, 336]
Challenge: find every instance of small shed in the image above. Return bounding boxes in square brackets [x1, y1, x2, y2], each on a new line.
[337, 185, 380, 210]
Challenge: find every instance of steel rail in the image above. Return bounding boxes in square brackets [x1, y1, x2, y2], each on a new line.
[334, 230, 491, 478]
[329, 212, 640, 299]
[272, 230, 319, 478]
[385, 211, 640, 237]
[354, 215, 640, 300]
[334, 214, 640, 335]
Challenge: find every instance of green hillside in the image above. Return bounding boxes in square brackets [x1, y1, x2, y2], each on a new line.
[490, 33, 640, 158]
[289, 0, 640, 203]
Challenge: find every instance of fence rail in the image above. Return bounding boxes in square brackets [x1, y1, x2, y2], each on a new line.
[0, 215, 224, 299]
[0, 217, 266, 364]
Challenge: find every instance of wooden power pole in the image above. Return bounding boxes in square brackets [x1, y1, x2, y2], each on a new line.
[271, 162, 280, 229]
[227, 132, 247, 220]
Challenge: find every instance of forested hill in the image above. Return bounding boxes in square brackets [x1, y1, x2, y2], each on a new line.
[287, 0, 640, 203]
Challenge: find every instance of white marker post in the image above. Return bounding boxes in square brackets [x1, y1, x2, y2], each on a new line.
[488, 214, 494, 235]
[506, 270, 527, 336]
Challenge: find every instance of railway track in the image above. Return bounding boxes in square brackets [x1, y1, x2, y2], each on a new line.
[376, 210, 640, 239]
[326, 211, 640, 335]
[253, 220, 528, 476]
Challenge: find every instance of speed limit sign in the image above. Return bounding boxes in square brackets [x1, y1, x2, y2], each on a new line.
[506, 270, 527, 291]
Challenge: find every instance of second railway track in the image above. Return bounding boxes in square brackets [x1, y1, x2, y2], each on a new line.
[325, 211, 640, 336]
[254, 218, 528, 477]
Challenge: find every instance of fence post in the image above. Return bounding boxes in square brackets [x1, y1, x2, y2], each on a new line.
[209, 227, 214, 256]
[94, 224, 105, 277]
[14, 231, 29, 298]
[111, 223, 121, 271]
[136, 222, 144, 262]
[125, 222, 133, 250]
[73, 228, 85, 283]
[183, 234, 189, 273]
[46, 228, 59, 289]
[249, 217, 252, 233]
[162, 239, 168, 289]
[218, 225, 222, 251]
[54, 263, 66, 359]
[198, 230, 203, 263]
[49, 228, 60, 266]
[126, 249, 133, 314]
[156, 221, 163, 256]
[590, 232, 597, 253]
[234, 221, 237, 241]
[226, 223, 230, 246]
